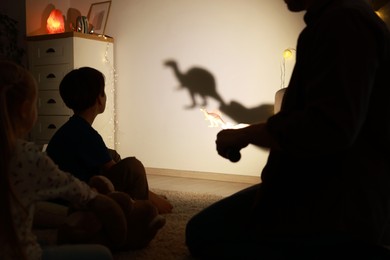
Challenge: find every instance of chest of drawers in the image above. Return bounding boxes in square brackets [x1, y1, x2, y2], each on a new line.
[27, 32, 115, 148]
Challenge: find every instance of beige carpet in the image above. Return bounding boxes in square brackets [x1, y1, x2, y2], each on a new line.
[113, 189, 223, 260]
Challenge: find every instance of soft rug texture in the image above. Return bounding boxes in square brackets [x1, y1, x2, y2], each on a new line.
[113, 189, 223, 260]
[33, 189, 223, 259]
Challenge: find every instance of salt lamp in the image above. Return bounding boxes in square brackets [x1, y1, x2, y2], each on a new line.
[46, 9, 65, 34]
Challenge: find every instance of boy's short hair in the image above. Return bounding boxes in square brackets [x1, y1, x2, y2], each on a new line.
[60, 67, 105, 113]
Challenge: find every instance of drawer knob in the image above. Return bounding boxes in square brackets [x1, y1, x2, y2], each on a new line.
[47, 124, 57, 129]
[46, 73, 56, 79]
[46, 48, 56, 53]
[47, 98, 57, 104]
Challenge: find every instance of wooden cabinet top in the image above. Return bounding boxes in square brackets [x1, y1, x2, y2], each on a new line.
[26, 31, 114, 43]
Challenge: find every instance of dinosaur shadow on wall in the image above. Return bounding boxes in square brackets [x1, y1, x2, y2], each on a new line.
[164, 60, 225, 109]
[164, 59, 274, 124]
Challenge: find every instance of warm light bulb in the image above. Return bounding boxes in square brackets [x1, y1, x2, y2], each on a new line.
[283, 49, 294, 59]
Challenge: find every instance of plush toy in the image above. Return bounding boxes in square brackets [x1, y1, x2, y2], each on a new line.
[57, 176, 166, 251]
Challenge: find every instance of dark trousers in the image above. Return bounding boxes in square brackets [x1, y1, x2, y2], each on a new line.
[103, 150, 149, 200]
[185, 183, 390, 259]
[186, 184, 268, 258]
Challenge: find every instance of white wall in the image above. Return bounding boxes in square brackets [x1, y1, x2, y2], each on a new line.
[25, 0, 305, 177]
[106, 0, 304, 176]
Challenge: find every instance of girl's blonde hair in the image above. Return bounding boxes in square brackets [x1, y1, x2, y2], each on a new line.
[0, 60, 36, 260]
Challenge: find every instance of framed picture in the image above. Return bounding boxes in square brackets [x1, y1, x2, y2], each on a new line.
[87, 1, 111, 35]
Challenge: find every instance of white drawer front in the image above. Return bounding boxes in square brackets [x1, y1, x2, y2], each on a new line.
[29, 38, 72, 65]
[32, 116, 70, 142]
[38, 90, 72, 115]
[32, 64, 72, 90]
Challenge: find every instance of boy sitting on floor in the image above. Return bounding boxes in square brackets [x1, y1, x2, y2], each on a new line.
[47, 67, 173, 214]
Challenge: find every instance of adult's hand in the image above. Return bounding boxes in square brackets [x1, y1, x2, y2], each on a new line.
[216, 122, 278, 160]
[216, 128, 249, 160]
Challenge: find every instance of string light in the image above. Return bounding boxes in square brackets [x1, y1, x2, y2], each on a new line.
[103, 41, 119, 148]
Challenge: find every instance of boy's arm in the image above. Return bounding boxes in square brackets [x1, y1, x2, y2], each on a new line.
[102, 149, 121, 171]
[103, 160, 116, 171]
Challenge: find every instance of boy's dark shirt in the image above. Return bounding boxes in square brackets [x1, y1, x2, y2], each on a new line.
[47, 115, 112, 182]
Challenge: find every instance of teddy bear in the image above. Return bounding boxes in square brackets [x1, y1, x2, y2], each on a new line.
[57, 175, 166, 251]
